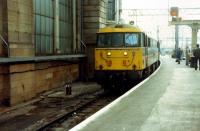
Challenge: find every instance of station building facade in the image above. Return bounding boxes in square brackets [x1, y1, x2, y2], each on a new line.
[0, 0, 121, 106]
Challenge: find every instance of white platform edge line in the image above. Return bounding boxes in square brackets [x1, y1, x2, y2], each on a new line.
[69, 60, 162, 131]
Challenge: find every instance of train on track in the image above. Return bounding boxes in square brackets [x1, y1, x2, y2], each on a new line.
[95, 24, 160, 91]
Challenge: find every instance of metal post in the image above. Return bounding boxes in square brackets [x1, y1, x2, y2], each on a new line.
[80, 0, 83, 46]
[118, 0, 122, 23]
[54, 0, 60, 53]
[73, 0, 77, 53]
[191, 25, 198, 50]
[175, 25, 179, 56]
[157, 26, 160, 41]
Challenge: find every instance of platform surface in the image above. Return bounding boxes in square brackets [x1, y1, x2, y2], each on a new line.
[70, 56, 200, 131]
[0, 54, 86, 64]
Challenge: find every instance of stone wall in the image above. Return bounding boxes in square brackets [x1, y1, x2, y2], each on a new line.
[83, 0, 106, 44]
[9, 62, 79, 105]
[0, 62, 79, 106]
[7, 0, 34, 57]
[0, 0, 81, 106]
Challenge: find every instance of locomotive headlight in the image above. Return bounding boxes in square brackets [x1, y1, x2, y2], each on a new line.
[124, 51, 128, 56]
[107, 52, 111, 56]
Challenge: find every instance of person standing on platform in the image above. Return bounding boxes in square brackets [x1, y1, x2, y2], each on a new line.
[193, 44, 200, 70]
[176, 48, 182, 64]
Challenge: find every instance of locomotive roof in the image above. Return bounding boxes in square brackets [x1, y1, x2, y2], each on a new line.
[98, 24, 142, 33]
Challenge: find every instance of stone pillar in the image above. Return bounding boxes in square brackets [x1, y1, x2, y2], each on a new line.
[83, 0, 107, 79]
[0, 0, 10, 105]
[7, 0, 34, 57]
[2, 0, 34, 106]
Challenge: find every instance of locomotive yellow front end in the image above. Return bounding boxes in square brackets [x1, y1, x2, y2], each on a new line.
[95, 48, 145, 71]
[94, 24, 147, 90]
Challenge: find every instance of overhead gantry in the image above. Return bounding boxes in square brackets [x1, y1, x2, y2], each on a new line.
[169, 20, 200, 50]
[169, 7, 200, 50]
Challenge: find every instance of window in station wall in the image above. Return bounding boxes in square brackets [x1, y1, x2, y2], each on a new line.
[59, 0, 73, 54]
[33, 0, 73, 55]
[34, 0, 54, 55]
[107, 0, 116, 21]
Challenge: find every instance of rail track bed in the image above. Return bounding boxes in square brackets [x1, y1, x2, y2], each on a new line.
[38, 94, 118, 131]
[0, 84, 102, 131]
[0, 80, 145, 131]
[0, 86, 119, 131]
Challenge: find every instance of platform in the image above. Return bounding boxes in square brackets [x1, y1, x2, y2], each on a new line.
[0, 54, 86, 64]
[70, 56, 200, 131]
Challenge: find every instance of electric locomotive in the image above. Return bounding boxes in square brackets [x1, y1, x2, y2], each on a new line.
[95, 24, 160, 90]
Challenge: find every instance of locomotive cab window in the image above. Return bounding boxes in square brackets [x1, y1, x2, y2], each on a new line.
[97, 32, 140, 47]
[98, 34, 112, 47]
[97, 33, 123, 47]
[125, 33, 139, 47]
[112, 33, 124, 47]
[141, 33, 145, 47]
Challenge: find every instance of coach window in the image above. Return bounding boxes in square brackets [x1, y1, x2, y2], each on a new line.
[141, 33, 145, 47]
[145, 37, 147, 47]
[157, 41, 160, 48]
[125, 33, 139, 47]
[148, 38, 151, 47]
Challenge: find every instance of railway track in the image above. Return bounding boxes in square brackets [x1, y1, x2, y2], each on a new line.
[43, 95, 117, 131]
[32, 67, 159, 131]
[0, 66, 157, 131]
[24, 90, 118, 131]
